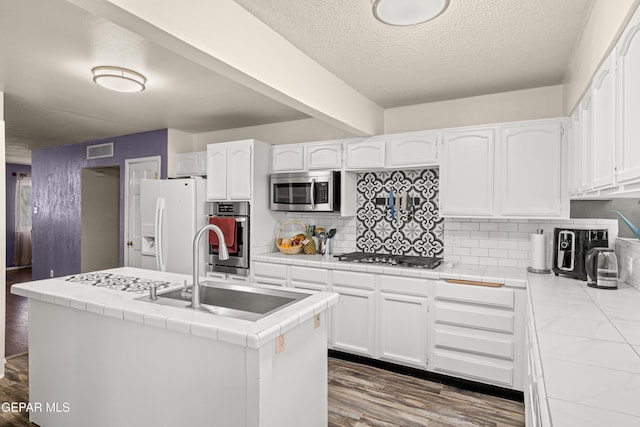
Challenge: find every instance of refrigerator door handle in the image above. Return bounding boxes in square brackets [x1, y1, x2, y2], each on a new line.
[155, 198, 167, 271]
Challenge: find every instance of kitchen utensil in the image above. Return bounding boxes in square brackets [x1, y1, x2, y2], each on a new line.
[317, 231, 328, 255]
[586, 247, 619, 289]
[389, 188, 395, 220]
[326, 228, 336, 255]
[611, 210, 640, 239]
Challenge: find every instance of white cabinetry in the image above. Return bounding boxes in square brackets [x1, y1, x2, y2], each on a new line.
[591, 52, 617, 189]
[253, 262, 288, 287]
[272, 144, 304, 172]
[441, 119, 566, 218]
[305, 142, 342, 170]
[385, 131, 438, 168]
[175, 151, 207, 177]
[207, 140, 253, 201]
[616, 9, 640, 185]
[344, 136, 386, 170]
[378, 276, 429, 368]
[524, 297, 551, 426]
[440, 129, 495, 216]
[432, 282, 524, 390]
[579, 92, 593, 192]
[497, 122, 563, 216]
[330, 270, 376, 357]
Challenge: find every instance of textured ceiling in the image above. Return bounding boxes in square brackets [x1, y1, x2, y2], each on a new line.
[234, 0, 595, 107]
[1, 0, 596, 160]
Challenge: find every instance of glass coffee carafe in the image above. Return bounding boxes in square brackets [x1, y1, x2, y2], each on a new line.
[586, 248, 619, 289]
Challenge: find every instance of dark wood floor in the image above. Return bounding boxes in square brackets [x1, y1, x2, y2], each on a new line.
[1, 268, 524, 426]
[5, 268, 31, 357]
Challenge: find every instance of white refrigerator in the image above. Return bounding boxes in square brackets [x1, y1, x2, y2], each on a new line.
[139, 178, 208, 275]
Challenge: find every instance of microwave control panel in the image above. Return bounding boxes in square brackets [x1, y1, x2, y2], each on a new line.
[315, 182, 329, 203]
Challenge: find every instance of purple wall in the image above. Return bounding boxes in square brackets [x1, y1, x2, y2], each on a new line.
[31, 129, 168, 280]
[5, 163, 32, 267]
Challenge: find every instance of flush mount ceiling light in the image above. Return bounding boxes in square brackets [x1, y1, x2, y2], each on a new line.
[372, 0, 449, 26]
[92, 66, 146, 93]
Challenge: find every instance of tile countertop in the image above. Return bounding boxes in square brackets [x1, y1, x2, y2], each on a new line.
[527, 273, 640, 426]
[254, 252, 528, 288]
[259, 251, 640, 425]
[10, 267, 339, 350]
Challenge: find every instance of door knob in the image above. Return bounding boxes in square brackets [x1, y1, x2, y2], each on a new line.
[127, 241, 133, 246]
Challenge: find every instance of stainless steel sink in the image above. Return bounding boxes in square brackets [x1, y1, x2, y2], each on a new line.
[136, 281, 310, 321]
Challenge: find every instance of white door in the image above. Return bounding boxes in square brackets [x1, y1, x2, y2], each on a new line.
[206, 143, 227, 200]
[125, 157, 161, 268]
[497, 121, 562, 216]
[227, 140, 252, 200]
[616, 8, 640, 184]
[591, 52, 616, 189]
[440, 129, 495, 216]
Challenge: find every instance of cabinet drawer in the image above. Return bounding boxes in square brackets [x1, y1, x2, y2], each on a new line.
[435, 283, 514, 309]
[290, 266, 329, 284]
[333, 270, 375, 290]
[433, 350, 514, 387]
[253, 262, 287, 280]
[380, 276, 429, 296]
[435, 302, 514, 333]
[253, 276, 287, 287]
[434, 327, 514, 360]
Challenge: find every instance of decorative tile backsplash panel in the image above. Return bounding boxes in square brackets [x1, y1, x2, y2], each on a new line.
[355, 169, 444, 257]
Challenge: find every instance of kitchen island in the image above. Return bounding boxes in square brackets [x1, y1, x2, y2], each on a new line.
[11, 267, 338, 427]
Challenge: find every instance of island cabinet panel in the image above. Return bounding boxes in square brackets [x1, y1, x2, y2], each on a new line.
[440, 129, 495, 216]
[28, 299, 330, 427]
[272, 144, 304, 172]
[616, 6, 640, 184]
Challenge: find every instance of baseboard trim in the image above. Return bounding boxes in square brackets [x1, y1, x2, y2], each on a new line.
[328, 350, 524, 402]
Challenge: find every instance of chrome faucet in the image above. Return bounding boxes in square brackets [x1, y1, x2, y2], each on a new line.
[191, 224, 229, 309]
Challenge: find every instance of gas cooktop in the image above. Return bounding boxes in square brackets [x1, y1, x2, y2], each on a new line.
[65, 272, 173, 293]
[335, 252, 443, 269]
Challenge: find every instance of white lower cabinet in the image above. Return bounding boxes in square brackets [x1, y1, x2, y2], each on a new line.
[432, 281, 524, 391]
[525, 297, 551, 426]
[331, 286, 376, 356]
[253, 262, 288, 287]
[378, 292, 428, 368]
[331, 270, 376, 357]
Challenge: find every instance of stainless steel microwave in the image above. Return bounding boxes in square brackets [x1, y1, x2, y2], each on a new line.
[270, 171, 341, 212]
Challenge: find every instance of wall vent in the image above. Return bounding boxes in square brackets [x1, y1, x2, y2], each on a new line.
[87, 142, 114, 160]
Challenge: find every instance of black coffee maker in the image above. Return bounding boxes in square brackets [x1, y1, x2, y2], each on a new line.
[552, 228, 608, 281]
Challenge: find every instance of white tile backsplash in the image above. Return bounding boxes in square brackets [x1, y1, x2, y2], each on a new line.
[616, 238, 640, 291]
[444, 218, 618, 268]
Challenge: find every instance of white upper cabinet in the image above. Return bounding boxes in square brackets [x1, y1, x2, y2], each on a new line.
[344, 136, 386, 170]
[305, 142, 342, 169]
[272, 144, 304, 172]
[497, 122, 563, 216]
[591, 51, 617, 189]
[207, 140, 252, 201]
[385, 131, 438, 168]
[616, 8, 640, 184]
[567, 110, 581, 196]
[440, 129, 495, 216]
[579, 91, 593, 192]
[175, 151, 207, 177]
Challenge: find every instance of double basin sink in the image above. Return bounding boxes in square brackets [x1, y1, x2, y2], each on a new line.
[136, 281, 310, 321]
